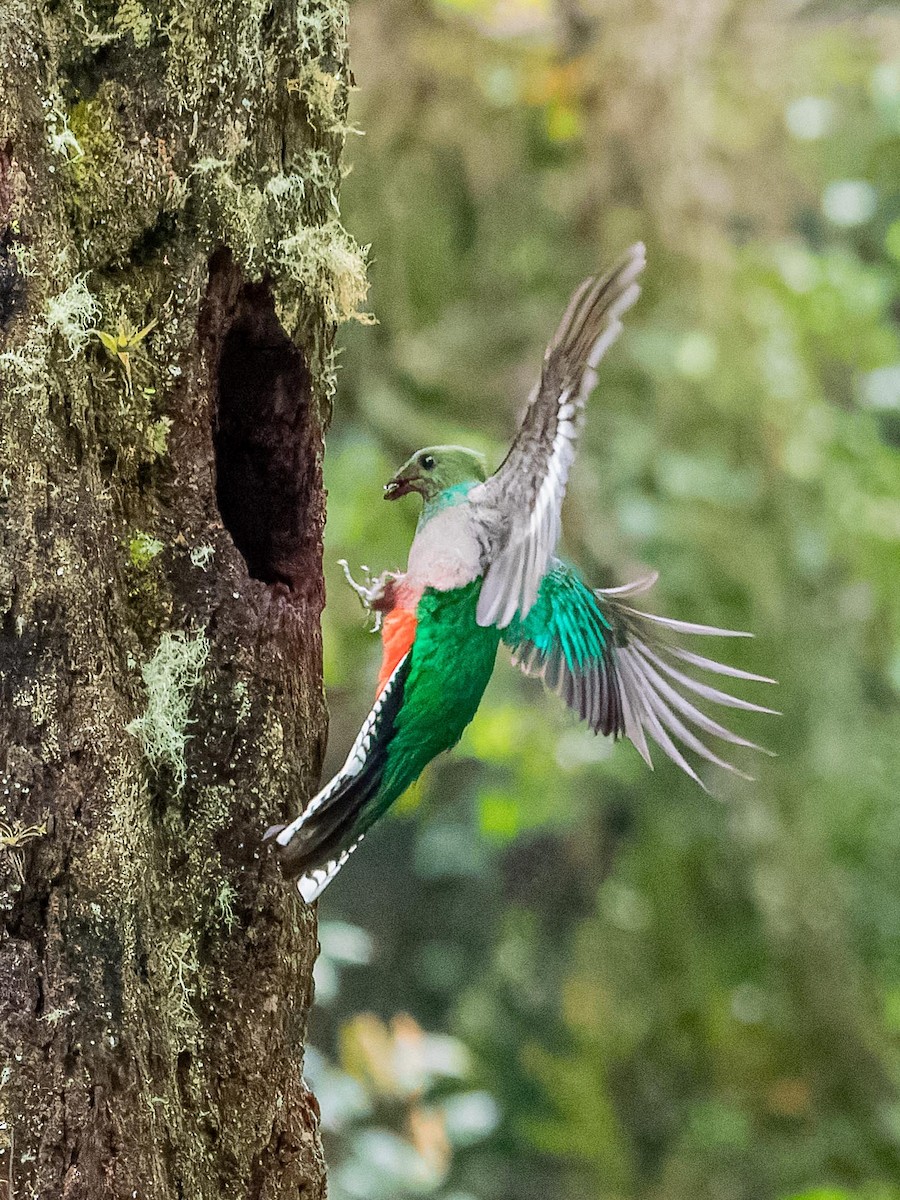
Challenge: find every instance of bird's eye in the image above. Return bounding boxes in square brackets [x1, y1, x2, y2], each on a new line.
[421, 454, 435, 471]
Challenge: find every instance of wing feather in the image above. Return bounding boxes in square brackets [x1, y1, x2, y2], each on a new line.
[502, 563, 776, 786]
[474, 244, 646, 628]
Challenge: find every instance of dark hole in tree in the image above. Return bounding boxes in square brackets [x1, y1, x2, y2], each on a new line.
[204, 249, 320, 593]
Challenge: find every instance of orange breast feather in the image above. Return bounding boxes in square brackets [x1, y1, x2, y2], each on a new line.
[376, 608, 418, 697]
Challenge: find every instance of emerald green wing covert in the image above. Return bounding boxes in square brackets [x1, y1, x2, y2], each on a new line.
[502, 561, 623, 737]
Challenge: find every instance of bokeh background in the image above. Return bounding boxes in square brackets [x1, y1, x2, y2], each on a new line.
[305, 2, 900, 1197]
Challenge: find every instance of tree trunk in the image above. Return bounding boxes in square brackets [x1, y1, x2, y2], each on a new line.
[0, 0, 366, 1195]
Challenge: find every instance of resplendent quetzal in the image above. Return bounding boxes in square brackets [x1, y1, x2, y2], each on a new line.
[266, 244, 776, 901]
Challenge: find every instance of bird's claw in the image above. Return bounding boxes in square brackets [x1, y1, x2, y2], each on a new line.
[338, 558, 373, 603]
[338, 559, 399, 632]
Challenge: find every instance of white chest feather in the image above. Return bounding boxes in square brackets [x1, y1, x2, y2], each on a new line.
[405, 504, 483, 592]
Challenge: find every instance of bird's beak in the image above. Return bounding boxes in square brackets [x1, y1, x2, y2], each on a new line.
[384, 472, 418, 501]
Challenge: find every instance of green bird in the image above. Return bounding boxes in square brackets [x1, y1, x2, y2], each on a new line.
[267, 244, 776, 901]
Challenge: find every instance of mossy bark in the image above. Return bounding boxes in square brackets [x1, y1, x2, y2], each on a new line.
[0, 0, 365, 1195]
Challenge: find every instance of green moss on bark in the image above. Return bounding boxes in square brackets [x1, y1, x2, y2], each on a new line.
[0, 0, 356, 1193]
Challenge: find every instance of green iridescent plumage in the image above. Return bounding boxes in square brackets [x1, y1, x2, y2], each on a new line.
[368, 580, 501, 819]
[503, 562, 612, 673]
[270, 579, 501, 890]
[269, 245, 775, 902]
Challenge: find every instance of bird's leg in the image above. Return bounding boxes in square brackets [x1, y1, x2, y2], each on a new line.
[338, 558, 373, 604]
[338, 560, 401, 632]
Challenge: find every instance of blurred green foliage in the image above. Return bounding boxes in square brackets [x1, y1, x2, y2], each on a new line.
[305, 2, 900, 1197]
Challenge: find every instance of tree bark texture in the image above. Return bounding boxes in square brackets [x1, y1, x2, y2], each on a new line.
[0, 0, 366, 1195]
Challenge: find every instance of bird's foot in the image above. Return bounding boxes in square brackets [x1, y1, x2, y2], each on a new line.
[337, 560, 399, 631]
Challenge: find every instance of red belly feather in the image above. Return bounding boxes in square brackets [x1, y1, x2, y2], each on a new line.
[376, 608, 418, 696]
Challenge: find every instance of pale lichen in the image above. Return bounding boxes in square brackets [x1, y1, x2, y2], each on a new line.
[189, 544, 214, 570]
[276, 220, 372, 325]
[126, 629, 210, 790]
[82, 772, 150, 926]
[213, 881, 239, 932]
[155, 929, 202, 1039]
[287, 63, 341, 130]
[195, 151, 371, 333]
[0, 818, 47, 883]
[233, 679, 251, 725]
[0, 317, 52, 404]
[45, 275, 101, 360]
[43, 98, 83, 160]
[13, 676, 60, 759]
[296, 2, 347, 60]
[112, 0, 154, 47]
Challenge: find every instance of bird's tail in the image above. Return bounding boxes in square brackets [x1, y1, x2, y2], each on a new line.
[594, 575, 779, 787]
[264, 655, 411, 902]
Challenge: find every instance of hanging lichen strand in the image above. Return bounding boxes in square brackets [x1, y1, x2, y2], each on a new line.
[0, 0, 366, 1195]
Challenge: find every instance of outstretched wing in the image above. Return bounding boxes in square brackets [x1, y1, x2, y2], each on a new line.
[473, 244, 646, 629]
[502, 563, 777, 788]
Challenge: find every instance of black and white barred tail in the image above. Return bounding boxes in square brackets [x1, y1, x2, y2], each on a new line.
[264, 656, 410, 902]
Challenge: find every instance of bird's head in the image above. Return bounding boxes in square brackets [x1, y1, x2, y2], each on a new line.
[384, 445, 487, 503]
